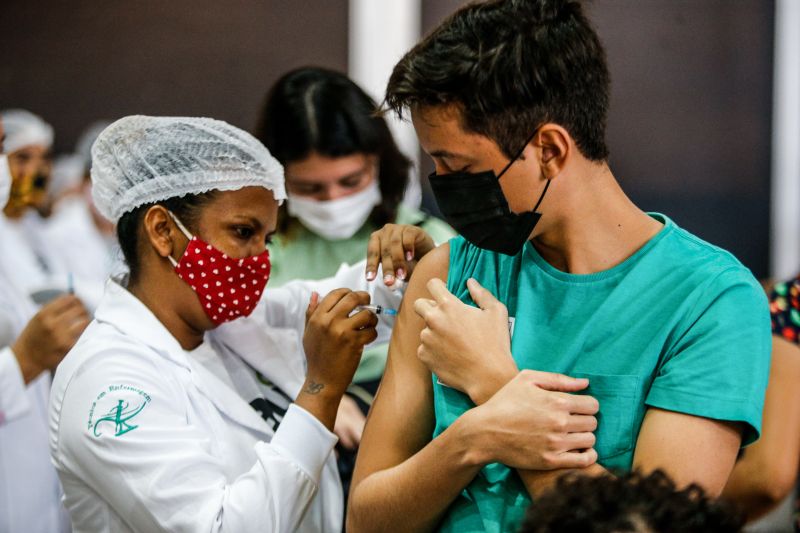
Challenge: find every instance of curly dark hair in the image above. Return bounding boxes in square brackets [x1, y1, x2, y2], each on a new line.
[255, 67, 411, 236]
[520, 470, 744, 533]
[385, 0, 610, 161]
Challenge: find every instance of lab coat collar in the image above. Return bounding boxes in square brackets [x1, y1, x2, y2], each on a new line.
[97, 280, 276, 438]
[94, 279, 191, 370]
[210, 310, 307, 399]
[184, 346, 274, 438]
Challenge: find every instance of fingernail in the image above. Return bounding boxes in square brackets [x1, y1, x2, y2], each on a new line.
[384, 274, 394, 285]
[366, 271, 376, 281]
[406, 251, 414, 261]
[396, 268, 406, 280]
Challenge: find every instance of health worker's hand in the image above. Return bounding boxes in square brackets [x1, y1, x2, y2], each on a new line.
[414, 277, 518, 405]
[365, 224, 435, 287]
[299, 289, 377, 432]
[12, 294, 91, 384]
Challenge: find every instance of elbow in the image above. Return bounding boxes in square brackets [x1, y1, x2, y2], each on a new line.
[757, 467, 796, 505]
[730, 464, 797, 508]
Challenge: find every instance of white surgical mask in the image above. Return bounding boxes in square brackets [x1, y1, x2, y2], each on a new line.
[0, 155, 12, 209]
[287, 180, 382, 240]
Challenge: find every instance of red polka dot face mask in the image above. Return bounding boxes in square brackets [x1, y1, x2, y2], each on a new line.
[167, 212, 271, 326]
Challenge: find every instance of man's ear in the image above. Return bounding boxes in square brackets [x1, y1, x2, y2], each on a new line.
[533, 124, 571, 179]
[142, 205, 181, 261]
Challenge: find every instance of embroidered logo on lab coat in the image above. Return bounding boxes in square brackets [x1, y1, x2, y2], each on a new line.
[88, 385, 152, 438]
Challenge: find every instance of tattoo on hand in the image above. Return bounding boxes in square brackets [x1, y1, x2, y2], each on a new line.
[304, 380, 325, 395]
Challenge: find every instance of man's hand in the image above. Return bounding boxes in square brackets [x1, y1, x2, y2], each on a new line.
[12, 294, 90, 384]
[466, 370, 599, 470]
[413, 277, 518, 404]
[365, 224, 435, 286]
[335, 395, 366, 450]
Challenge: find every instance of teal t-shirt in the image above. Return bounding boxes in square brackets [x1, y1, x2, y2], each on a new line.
[433, 214, 771, 533]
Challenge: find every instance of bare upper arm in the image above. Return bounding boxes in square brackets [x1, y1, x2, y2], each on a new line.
[754, 336, 800, 468]
[724, 336, 800, 500]
[352, 243, 451, 484]
[632, 407, 743, 496]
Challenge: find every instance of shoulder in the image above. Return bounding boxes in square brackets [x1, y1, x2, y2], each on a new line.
[50, 323, 183, 449]
[410, 241, 451, 286]
[654, 217, 763, 299]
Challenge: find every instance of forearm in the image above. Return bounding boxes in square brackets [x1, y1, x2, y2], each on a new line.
[348, 414, 485, 533]
[518, 463, 608, 499]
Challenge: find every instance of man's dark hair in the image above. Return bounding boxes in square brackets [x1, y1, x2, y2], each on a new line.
[520, 470, 744, 533]
[385, 0, 610, 161]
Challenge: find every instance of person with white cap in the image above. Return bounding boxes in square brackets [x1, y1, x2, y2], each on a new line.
[48, 115, 426, 533]
[44, 121, 119, 287]
[0, 114, 82, 533]
[0, 109, 103, 309]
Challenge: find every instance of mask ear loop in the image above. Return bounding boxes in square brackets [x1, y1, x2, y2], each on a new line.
[166, 211, 194, 267]
[496, 129, 551, 214]
[497, 129, 540, 181]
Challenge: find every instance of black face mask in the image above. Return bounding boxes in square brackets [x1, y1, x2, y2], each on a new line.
[428, 132, 551, 256]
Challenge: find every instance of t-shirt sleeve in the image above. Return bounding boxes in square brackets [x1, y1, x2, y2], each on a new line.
[645, 268, 771, 446]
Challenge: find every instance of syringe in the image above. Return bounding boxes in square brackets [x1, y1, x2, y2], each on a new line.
[353, 304, 398, 316]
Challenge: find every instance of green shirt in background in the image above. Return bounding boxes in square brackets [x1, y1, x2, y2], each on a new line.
[268, 204, 456, 382]
[434, 213, 771, 533]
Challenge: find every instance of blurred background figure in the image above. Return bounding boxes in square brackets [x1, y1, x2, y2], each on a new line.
[43, 121, 119, 287]
[257, 67, 454, 286]
[521, 470, 744, 533]
[255, 66, 455, 499]
[0, 114, 88, 533]
[0, 109, 103, 309]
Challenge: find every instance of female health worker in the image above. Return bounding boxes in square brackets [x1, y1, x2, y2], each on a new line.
[47, 115, 410, 532]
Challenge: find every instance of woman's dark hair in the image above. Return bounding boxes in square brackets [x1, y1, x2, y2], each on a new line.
[385, 0, 610, 161]
[116, 191, 218, 284]
[255, 67, 411, 234]
[520, 469, 744, 533]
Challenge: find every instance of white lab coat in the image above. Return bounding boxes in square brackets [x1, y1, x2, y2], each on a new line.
[49, 263, 400, 533]
[0, 213, 104, 310]
[43, 197, 120, 285]
[0, 273, 71, 533]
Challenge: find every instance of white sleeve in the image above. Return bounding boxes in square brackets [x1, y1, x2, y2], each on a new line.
[0, 346, 31, 425]
[53, 352, 336, 533]
[262, 260, 403, 345]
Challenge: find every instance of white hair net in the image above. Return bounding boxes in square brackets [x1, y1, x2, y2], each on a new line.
[1, 109, 54, 153]
[91, 115, 286, 223]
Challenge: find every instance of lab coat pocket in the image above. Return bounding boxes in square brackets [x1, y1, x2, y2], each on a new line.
[571, 372, 641, 460]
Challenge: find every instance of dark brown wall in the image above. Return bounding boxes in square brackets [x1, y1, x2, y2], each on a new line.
[421, 1, 774, 278]
[0, 0, 349, 153]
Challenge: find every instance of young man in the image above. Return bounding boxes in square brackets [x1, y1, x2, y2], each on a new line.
[347, 1, 771, 532]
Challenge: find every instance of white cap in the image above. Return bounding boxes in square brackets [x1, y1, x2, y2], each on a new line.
[91, 115, 287, 223]
[0, 109, 54, 154]
[75, 120, 112, 174]
[50, 153, 85, 198]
